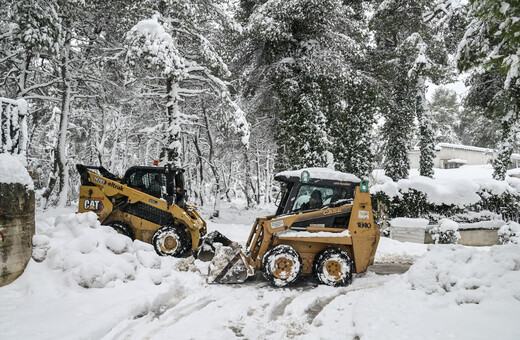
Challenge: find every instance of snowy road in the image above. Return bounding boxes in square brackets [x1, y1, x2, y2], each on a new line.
[1, 204, 519, 340]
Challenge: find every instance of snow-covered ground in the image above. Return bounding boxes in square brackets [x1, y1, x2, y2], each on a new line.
[1, 201, 520, 340]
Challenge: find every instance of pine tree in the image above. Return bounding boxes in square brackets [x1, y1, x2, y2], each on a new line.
[237, 0, 375, 175]
[371, 0, 449, 180]
[430, 87, 461, 143]
[457, 0, 520, 180]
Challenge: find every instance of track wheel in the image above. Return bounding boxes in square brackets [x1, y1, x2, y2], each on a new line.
[262, 245, 302, 287]
[152, 226, 188, 257]
[108, 221, 135, 240]
[313, 248, 353, 286]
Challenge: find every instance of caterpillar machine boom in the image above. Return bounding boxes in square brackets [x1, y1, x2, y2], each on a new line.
[77, 164, 206, 256]
[206, 168, 380, 287]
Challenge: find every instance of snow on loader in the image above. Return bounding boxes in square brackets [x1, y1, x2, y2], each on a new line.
[76, 164, 207, 257]
[205, 169, 380, 287]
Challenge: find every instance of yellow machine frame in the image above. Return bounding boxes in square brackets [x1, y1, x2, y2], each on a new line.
[78, 167, 206, 252]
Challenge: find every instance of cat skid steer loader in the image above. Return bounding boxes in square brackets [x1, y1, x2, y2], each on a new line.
[207, 169, 380, 287]
[76, 164, 206, 257]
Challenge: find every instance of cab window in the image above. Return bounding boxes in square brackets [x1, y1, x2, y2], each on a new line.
[128, 171, 167, 198]
[291, 185, 349, 212]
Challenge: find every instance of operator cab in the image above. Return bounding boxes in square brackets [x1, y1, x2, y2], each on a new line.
[274, 168, 360, 216]
[122, 165, 186, 208]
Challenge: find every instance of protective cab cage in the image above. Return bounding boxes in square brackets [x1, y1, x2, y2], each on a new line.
[274, 172, 359, 216]
[76, 164, 186, 208]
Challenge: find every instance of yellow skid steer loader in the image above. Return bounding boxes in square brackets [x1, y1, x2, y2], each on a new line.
[207, 169, 380, 287]
[76, 164, 206, 257]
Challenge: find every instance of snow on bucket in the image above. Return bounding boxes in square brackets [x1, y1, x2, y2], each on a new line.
[0, 153, 35, 287]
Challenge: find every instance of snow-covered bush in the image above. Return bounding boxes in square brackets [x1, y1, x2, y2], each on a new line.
[428, 219, 461, 244]
[371, 175, 520, 225]
[498, 222, 520, 244]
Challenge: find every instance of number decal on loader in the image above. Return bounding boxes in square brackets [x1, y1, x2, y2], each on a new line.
[357, 222, 372, 229]
[84, 199, 104, 213]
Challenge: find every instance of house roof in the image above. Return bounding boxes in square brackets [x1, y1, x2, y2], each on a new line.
[437, 143, 493, 153]
[411, 142, 520, 160]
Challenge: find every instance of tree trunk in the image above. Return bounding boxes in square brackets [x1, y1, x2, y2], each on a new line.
[255, 149, 261, 204]
[164, 77, 182, 166]
[493, 108, 518, 180]
[109, 109, 122, 172]
[193, 130, 204, 207]
[43, 23, 72, 208]
[265, 149, 272, 204]
[202, 104, 221, 217]
[243, 148, 253, 208]
[417, 75, 435, 178]
[56, 24, 72, 208]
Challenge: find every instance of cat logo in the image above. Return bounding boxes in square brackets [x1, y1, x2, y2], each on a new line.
[84, 199, 104, 213]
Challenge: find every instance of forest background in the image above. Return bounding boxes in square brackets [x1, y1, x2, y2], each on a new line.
[1, 0, 519, 216]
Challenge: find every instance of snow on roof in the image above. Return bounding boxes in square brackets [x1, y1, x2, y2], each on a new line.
[447, 158, 467, 164]
[437, 142, 493, 153]
[0, 153, 33, 189]
[275, 168, 361, 183]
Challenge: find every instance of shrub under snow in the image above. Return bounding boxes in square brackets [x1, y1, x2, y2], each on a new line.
[498, 222, 520, 244]
[428, 218, 461, 244]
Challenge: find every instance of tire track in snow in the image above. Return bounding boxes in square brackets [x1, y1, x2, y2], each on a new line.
[269, 296, 298, 321]
[295, 274, 395, 330]
[142, 295, 215, 339]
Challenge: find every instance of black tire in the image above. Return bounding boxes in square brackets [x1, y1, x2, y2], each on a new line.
[108, 221, 135, 240]
[152, 226, 188, 257]
[262, 244, 303, 287]
[313, 247, 353, 287]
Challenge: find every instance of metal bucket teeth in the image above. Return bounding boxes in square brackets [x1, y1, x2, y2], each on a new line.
[213, 253, 250, 284]
[197, 230, 238, 262]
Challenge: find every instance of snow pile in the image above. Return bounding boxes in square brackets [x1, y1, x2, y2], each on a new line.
[276, 168, 361, 183]
[32, 212, 174, 288]
[352, 244, 520, 339]
[428, 218, 461, 244]
[390, 218, 429, 229]
[0, 153, 33, 189]
[375, 237, 427, 263]
[498, 222, 520, 244]
[407, 244, 520, 304]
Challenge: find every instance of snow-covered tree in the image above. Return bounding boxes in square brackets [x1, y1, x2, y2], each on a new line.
[238, 0, 375, 176]
[430, 87, 461, 143]
[457, 0, 520, 180]
[371, 0, 449, 180]
[124, 1, 249, 214]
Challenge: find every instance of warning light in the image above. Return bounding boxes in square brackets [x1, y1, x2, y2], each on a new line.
[153, 160, 159, 166]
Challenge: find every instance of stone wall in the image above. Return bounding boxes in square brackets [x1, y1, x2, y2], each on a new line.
[424, 228, 499, 246]
[0, 182, 35, 286]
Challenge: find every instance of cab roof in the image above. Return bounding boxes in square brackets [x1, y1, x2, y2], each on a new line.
[274, 168, 361, 185]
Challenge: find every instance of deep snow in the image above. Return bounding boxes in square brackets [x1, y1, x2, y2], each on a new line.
[1, 201, 519, 340]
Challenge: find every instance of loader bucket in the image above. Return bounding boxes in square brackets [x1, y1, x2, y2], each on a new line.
[197, 230, 237, 262]
[208, 248, 256, 284]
